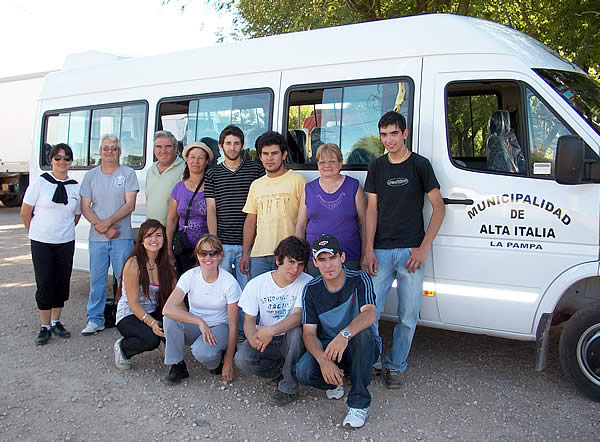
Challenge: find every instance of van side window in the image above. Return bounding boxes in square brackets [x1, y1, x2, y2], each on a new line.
[447, 81, 526, 176]
[525, 88, 573, 177]
[158, 90, 273, 163]
[42, 102, 147, 169]
[285, 79, 412, 167]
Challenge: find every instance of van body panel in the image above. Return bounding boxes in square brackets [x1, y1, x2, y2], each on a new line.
[420, 58, 600, 335]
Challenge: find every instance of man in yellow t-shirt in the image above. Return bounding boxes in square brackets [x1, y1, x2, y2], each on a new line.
[241, 131, 307, 279]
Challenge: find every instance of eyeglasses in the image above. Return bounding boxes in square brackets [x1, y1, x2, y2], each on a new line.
[197, 249, 219, 257]
[317, 160, 339, 166]
[53, 155, 73, 162]
[102, 146, 119, 152]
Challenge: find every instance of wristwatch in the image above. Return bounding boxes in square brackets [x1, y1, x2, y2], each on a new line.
[339, 329, 352, 339]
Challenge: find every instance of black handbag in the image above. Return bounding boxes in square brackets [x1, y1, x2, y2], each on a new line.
[172, 177, 204, 256]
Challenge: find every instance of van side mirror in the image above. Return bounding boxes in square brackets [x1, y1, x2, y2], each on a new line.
[555, 136, 585, 184]
[555, 135, 600, 184]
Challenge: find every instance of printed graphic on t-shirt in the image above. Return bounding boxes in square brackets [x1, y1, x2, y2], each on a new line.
[386, 177, 409, 187]
[263, 294, 296, 322]
[316, 192, 346, 211]
[114, 175, 126, 187]
[256, 192, 292, 217]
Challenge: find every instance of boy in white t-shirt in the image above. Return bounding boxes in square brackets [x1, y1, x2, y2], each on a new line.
[234, 236, 312, 406]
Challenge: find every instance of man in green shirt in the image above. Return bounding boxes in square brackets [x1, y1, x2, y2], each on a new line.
[145, 130, 185, 226]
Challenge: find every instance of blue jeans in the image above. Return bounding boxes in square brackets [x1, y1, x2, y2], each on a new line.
[295, 328, 380, 409]
[221, 244, 248, 289]
[372, 248, 425, 372]
[221, 244, 248, 332]
[234, 327, 304, 394]
[163, 317, 229, 370]
[87, 239, 134, 326]
[250, 255, 277, 280]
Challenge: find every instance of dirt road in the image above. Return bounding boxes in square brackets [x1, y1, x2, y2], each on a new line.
[0, 206, 597, 441]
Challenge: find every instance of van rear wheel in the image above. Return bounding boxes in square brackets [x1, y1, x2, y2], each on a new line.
[559, 303, 600, 401]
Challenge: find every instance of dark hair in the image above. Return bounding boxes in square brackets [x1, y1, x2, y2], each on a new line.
[378, 111, 407, 131]
[49, 143, 73, 160]
[117, 219, 176, 309]
[219, 125, 244, 147]
[256, 131, 286, 156]
[274, 236, 310, 266]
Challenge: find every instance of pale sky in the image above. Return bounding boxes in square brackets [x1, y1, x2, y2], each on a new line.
[2, 0, 236, 78]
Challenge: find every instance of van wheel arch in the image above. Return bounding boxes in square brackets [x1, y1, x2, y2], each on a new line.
[559, 302, 600, 402]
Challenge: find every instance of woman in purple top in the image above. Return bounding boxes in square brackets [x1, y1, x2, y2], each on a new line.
[296, 144, 367, 276]
[166, 142, 213, 275]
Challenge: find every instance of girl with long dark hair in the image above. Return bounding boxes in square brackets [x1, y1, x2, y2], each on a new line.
[113, 219, 176, 369]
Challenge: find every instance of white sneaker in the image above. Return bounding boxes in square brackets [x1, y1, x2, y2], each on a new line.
[114, 338, 131, 370]
[326, 385, 345, 400]
[343, 407, 369, 428]
[81, 321, 105, 335]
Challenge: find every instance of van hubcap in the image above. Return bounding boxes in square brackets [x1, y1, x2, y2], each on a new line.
[577, 323, 600, 386]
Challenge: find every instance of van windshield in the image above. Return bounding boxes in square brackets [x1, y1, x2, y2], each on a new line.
[534, 69, 600, 136]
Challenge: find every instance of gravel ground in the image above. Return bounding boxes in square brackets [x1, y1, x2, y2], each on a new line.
[0, 206, 598, 441]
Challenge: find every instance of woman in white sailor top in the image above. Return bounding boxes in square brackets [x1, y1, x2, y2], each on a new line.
[21, 143, 81, 345]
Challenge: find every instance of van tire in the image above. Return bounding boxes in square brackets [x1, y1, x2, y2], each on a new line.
[559, 303, 600, 401]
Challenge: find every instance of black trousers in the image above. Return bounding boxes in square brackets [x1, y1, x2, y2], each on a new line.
[175, 248, 196, 277]
[30, 240, 75, 310]
[116, 311, 163, 359]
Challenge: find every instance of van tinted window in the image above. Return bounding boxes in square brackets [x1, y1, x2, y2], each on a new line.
[446, 81, 527, 176]
[158, 89, 273, 163]
[42, 102, 147, 169]
[285, 78, 412, 167]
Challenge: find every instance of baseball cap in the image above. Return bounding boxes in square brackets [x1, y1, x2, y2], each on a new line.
[312, 234, 342, 258]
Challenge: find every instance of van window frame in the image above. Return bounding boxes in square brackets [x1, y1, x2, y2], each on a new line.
[444, 79, 580, 180]
[155, 87, 275, 156]
[283, 76, 415, 171]
[40, 99, 149, 171]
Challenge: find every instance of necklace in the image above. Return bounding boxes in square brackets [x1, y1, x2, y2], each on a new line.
[147, 262, 156, 271]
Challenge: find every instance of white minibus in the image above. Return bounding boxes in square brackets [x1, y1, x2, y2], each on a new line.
[31, 14, 600, 400]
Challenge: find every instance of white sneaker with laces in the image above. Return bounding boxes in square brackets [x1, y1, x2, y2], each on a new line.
[326, 385, 345, 400]
[114, 338, 131, 370]
[81, 321, 105, 335]
[343, 407, 369, 428]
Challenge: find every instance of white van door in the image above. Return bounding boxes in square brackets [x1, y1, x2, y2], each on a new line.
[421, 61, 599, 336]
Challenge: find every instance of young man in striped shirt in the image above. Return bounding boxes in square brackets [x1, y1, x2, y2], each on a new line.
[205, 125, 264, 289]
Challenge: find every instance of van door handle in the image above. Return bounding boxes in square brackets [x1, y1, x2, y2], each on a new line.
[443, 198, 474, 205]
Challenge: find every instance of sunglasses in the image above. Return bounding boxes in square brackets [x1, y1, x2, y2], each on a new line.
[54, 155, 73, 162]
[197, 249, 219, 257]
[102, 146, 119, 152]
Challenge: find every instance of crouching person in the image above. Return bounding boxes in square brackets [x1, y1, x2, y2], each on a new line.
[114, 219, 176, 370]
[296, 234, 380, 428]
[234, 236, 312, 406]
[162, 234, 240, 384]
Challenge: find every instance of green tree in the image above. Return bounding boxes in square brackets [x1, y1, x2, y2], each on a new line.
[166, 0, 599, 76]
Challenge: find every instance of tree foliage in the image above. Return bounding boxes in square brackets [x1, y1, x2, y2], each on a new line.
[167, 0, 599, 75]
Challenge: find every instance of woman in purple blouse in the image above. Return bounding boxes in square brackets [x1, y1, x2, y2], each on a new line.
[295, 144, 367, 276]
[166, 142, 213, 275]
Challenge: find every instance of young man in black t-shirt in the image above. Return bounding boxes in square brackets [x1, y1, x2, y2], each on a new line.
[297, 234, 380, 428]
[362, 111, 445, 389]
[205, 124, 264, 290]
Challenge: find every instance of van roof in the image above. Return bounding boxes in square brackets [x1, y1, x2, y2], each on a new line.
[42, 13, 581, 99]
